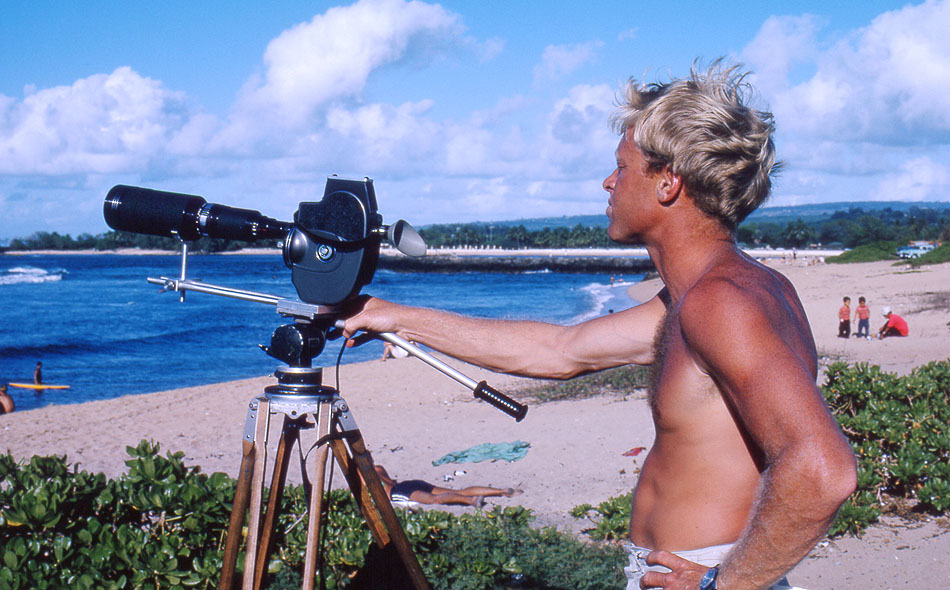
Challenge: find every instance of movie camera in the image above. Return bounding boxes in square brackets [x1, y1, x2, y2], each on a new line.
[104, 177, 526, 589]
[103, 177, 526, 418]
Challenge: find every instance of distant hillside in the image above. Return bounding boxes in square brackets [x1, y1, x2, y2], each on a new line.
[425, 201, 950, 231]
[743, 201, 950, 225]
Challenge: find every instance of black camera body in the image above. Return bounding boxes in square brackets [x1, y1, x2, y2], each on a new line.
[284, 177, 382, 306]
[104, 177, 384, 306]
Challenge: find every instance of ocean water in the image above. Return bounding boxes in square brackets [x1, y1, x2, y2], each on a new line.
[0, 254, 642, 412]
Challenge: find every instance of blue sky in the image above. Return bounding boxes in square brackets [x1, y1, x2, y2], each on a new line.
[2, 0, 948, 240]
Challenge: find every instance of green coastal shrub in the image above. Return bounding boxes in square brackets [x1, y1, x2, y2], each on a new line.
[569, 492, 633, 541]
[823, 360, 950, 535]
[1, 441, 623, 589]
[568, 359, 950, 540]
[825, 241, 900, 263]
[0, 441, 232, 589]
[524, 365, 649, 403]
[907, 242, 950, 267]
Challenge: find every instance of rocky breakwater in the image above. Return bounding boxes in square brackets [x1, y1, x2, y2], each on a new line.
[378, 248, 656, 273]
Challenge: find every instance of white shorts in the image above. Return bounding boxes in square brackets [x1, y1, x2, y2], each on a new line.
[623, 542, 805, 589]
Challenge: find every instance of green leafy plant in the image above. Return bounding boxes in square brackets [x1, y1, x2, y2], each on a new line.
[1, 442, 624, 589]
[908, 242, 950, 266]
[825, 241, 901, 263]
[524, 365, 649, 403]
[823, 360, 950, 535]
[568, 360, 950, 541]
[569, 492, 632, 541]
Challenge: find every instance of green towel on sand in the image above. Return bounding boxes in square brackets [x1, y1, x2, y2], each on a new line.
[432, 441, 531, 465]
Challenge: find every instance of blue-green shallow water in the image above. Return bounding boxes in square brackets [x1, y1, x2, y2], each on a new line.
[0, 254, 642, 412]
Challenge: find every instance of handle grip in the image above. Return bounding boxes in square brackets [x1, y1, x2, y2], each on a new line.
[354, 328, 529, 421]
[473, 381, 528, 422]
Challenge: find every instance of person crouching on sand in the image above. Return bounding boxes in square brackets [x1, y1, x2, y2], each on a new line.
[877, 306, 909, 338]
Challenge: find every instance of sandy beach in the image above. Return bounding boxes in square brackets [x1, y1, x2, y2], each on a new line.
[2, 258, 948, 587]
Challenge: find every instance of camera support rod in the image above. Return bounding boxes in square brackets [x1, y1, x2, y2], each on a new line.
[148, 269, 527, 421]
[371, 331, 527, 421]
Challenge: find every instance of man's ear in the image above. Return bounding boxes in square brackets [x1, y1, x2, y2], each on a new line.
[655, 167, 683, 205]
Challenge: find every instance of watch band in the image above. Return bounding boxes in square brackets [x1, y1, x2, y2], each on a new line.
[699, 565, 719, 590]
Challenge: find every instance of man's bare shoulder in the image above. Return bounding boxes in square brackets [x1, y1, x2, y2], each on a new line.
[678, 255, 816, 372]
[682, 257, 795, 316]
[678, 256, 810, 344]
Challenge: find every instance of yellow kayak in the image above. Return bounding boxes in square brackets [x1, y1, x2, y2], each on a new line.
[7, 383, 71, 390]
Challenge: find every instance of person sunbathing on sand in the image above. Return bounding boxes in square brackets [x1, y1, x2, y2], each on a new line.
[373, 464, 521, 508]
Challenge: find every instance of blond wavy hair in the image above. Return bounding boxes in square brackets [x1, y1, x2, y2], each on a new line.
[611, 60, 779, 229]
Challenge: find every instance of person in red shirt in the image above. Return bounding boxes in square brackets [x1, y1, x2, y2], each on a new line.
[877, 306, 909, 338]
[838, 296, 851, 338]
[853, 296, 871, 339]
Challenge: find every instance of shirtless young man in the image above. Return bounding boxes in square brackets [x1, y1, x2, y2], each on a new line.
[344, 62, 856, 590]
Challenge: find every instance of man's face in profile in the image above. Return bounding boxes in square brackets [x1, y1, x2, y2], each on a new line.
[604, 133, 659, 244]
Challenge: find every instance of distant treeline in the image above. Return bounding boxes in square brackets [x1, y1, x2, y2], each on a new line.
[1, 231, 262, 253]
[406, 204, 950, 250]
[737, 205, 950, 249]
[3, 205, 948, 252]
[419, 223, 615, 249]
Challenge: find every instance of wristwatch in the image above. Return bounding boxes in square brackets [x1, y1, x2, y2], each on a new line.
[699, 566, 719, 590]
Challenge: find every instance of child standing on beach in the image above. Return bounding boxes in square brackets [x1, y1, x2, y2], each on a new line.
[854, 296, 871, 340]
[838, 296, 851, 338]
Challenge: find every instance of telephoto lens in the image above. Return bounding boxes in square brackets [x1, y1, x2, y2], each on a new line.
[104, 185, 291, 242]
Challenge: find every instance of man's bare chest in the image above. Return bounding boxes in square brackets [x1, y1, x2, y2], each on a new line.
[648, 313, 721, 421]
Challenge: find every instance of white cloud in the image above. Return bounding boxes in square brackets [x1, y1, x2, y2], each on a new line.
[742, 14, 823, 95]
[324, 99, 442, 172]
[753, 0, 950, 143]
[872, 155, 950, 200]
[739, 1, 950, 209]
[533, 41, 604, 85]
[0, 67, 190, 176]
[618, 28, 638, 42]
[476, 37, 505, 62]
[231, 0, 462, 131]
[541, 84, 616, 177]
[460, 177, 511, 215]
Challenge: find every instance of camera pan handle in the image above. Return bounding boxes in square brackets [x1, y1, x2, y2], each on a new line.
[377, 332, 527, 422]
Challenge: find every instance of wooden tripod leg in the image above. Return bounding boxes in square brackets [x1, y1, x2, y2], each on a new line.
[242, 397, 271, 590]
[348, 433, 431, 590]
[219, 439, 256, 590]
[301, 400, 332, 590]
[330, 438, 390, 548]
[252, 416, 300, 589]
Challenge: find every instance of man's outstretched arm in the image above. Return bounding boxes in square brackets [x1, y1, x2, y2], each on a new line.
[342, 291, 667, 379]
